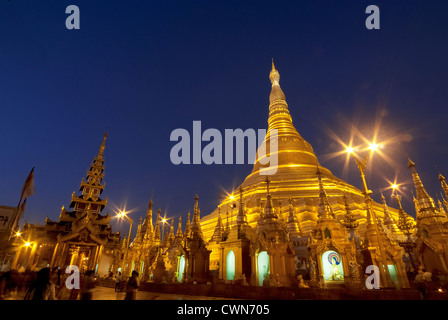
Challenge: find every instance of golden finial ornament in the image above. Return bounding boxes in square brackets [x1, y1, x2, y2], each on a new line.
[269, 58, 280, 87]
[99, 132, 107, 155]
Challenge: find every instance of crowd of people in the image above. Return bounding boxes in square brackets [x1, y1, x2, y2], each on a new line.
[412, 268, 448, 299]
[1, 265, 446, 300]
[0, 268, 140, 300]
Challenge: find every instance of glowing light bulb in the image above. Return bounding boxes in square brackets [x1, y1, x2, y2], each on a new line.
[117, 211, 126, 218]
[368, 143, 379, 151]
[346, 146, 354, 154]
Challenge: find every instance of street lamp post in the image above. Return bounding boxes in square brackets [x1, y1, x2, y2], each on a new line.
[118, 211, 133, 276]
[346, 144, 393, 288]
[161, 218, 167, 241]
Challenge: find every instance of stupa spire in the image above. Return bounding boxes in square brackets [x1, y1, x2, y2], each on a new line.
[263, 177, 277, 219]
[269, 59, 281, 88]
[393, 191, 414, 235]
[236, 187, 248, 225]
[408, 158, 437, 215]
[133, 217, 143, 243]
[381, 192, 395, 225]
[168, 218, 175, 245]
[341, 194, 359, 234]
[380, 192, 401, 235]
[191, 194, 203, 239]
[184, 211, 191, 238]
[70, 133, 108, 214]
[316, 166, 334, 220]
[211, 207, 224, 242]
[175, 216, 183, 238]
[439, 173, 448, 201]
[172, 216, 183, 247]
[154, 209, 161, 241]
[98, 132, 107, 156]
[143, 199, 154, 241]
[59, 205, 65, 220]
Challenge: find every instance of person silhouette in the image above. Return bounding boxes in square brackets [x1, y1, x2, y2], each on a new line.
[124, 271, 140, 300]
[24, 268, 56, 300]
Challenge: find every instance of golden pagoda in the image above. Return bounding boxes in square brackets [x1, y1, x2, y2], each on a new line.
[200, 61, 403, 271]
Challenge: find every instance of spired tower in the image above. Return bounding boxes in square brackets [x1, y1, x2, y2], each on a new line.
[409, 159, 448, 273]
[69, 133, 108, 214]
[49, 133, 121, 274]
[11, 133, 122, 275]
[200, 62, 401, 270]
[308, 167, 359, 288]
[183, 195, 212, 283]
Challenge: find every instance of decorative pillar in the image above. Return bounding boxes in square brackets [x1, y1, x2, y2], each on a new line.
[93, 245, 103, 273]
[10, 246, 23, 270]
[49, 242, 60, 268]
[57, 243, 69, 268]
[26, 243, 38, 270]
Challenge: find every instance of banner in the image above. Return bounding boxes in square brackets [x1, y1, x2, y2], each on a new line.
[0, 205, 18, 233]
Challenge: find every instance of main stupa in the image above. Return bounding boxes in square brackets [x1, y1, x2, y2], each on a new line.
[200, 61, 399, 240]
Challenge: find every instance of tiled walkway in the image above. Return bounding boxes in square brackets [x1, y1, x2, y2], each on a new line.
[1, 285, 234, 300]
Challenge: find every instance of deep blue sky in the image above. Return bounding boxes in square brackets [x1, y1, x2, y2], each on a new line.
[1, 0, 447, 237]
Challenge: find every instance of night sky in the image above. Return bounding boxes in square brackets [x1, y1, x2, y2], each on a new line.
[1, 1, 447, 238]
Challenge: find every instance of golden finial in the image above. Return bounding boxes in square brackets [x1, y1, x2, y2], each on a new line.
[407, 157, 415, 168]
[99, 132, 107, 155]
[265, 177, 271, 195]
[269, 59, 280, 87]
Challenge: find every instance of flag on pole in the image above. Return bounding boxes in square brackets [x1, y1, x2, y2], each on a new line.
[19, 167, 35, 205]
[9, 199, 27, 240]
[16, 199, 27, 224]
[9, 168, 35, 241]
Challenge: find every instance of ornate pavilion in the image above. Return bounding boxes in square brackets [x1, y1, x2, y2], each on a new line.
[9, 134, 122, 275]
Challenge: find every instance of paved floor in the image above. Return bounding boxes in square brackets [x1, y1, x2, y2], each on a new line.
[92, 286, 233, 300]
[1, 285, 234, 300]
